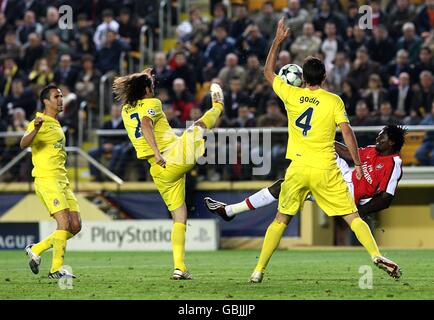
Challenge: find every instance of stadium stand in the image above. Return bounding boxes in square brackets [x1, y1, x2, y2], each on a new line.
[0, 1, 433, 181]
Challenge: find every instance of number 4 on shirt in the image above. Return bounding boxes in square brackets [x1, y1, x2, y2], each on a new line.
[295, 107, 314, 136]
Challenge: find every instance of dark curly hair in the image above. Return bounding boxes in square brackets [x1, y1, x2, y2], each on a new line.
[383, 125, 407, 153]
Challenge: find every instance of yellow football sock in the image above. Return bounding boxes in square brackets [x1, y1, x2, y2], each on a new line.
[31, 231, 74, 257]
[32, 233, 54, 256]
[50, 230, 68, 273]
[197, 102, 223, 129]
[255, 220, 287, 273]
[172, 222, 187, 272]
[350, 217, 381, 258]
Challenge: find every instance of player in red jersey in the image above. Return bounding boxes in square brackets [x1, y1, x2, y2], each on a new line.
[205, 125, 405, 219]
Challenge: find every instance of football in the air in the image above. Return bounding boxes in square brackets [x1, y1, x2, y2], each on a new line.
[278, 64, 303, 87]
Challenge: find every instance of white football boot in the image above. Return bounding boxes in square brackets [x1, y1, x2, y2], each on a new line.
[24, 244, 41, 275]
[249, 271, 264, 283]
[372, 256, 402, 279]
[210, 83, 224, 105]
[171, 269, 193, 280]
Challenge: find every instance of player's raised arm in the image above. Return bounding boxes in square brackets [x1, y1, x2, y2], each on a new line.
[263, 17, 290, 85]
[140, 116, 166, 168]
[20, 117, 44, 149]
[339, 122, 362, 179]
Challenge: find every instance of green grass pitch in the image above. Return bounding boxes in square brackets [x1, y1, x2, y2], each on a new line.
[1, 249, 433, 300]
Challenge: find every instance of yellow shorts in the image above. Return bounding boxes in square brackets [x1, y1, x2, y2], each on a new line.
[149, 126, 204, 211]
[34, 177, 79, 215]
[278, 162, 357, 216]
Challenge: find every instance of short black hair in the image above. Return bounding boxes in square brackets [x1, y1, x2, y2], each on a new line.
[348, 2, 358, 10]
[383, 125, 407, 153]
[102, 9, 114, 17]
[230, 76, 241, 82]
[215, 23, 228, 32]
[302, 56, 326, 86]
[120, 7, 131, 15]
[77, 13, 88, 21]
[39, 84, 59, 105]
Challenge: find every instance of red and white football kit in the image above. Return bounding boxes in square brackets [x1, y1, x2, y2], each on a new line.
[336, 146, 403, 205]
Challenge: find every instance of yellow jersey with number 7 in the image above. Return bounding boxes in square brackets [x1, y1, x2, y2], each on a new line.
[272, 76, 349, 169]
[122, 98, 177, 159]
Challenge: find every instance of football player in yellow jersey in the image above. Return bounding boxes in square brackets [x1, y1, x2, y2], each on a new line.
[248, 18, 401, 283]
[21, 84, 81, 279]
[113, 68, 224, 280]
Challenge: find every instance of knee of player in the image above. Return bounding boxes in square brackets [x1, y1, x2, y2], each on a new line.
[275, 212, 291, 225]
[55, 215, 71, 230]
[71, 221, 82, 235]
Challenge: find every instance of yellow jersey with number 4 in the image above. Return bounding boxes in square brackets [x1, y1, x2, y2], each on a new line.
[273, 76, 349, 169]
[25, 112, 68, 181]
[122, 98, 177, 159]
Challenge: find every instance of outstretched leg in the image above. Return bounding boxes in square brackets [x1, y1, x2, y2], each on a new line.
[204, 179, 283, 220]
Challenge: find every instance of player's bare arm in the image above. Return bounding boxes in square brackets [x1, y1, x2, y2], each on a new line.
[358, 192, 394, 217]
[263, 17, 290, 85]
[334, 141, 352, 162]
[20, 117, 44, 149]
[141, 116, 166, 168]
[339, 122, 362, 179]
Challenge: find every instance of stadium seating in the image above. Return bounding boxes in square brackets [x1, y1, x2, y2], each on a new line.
[400, 132, 425, 165]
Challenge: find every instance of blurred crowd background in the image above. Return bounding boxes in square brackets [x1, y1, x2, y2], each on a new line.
[0, 0, 433, 183]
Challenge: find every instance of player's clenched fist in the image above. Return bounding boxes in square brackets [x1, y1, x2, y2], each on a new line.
[34, 117, 44, 130]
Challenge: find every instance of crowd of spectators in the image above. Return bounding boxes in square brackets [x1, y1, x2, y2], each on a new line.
[0, 0, 434, 181]
[0, 0, 158, 180]
[165, 0, 434, 177]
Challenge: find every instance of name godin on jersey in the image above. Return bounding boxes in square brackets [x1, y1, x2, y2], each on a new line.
[299, 96, 320, 106]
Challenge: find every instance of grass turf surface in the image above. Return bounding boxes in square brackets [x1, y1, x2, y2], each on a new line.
[0, 249, 433, 300]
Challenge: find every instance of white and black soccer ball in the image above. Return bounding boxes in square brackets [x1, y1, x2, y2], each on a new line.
[278, 64, 303, 87]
